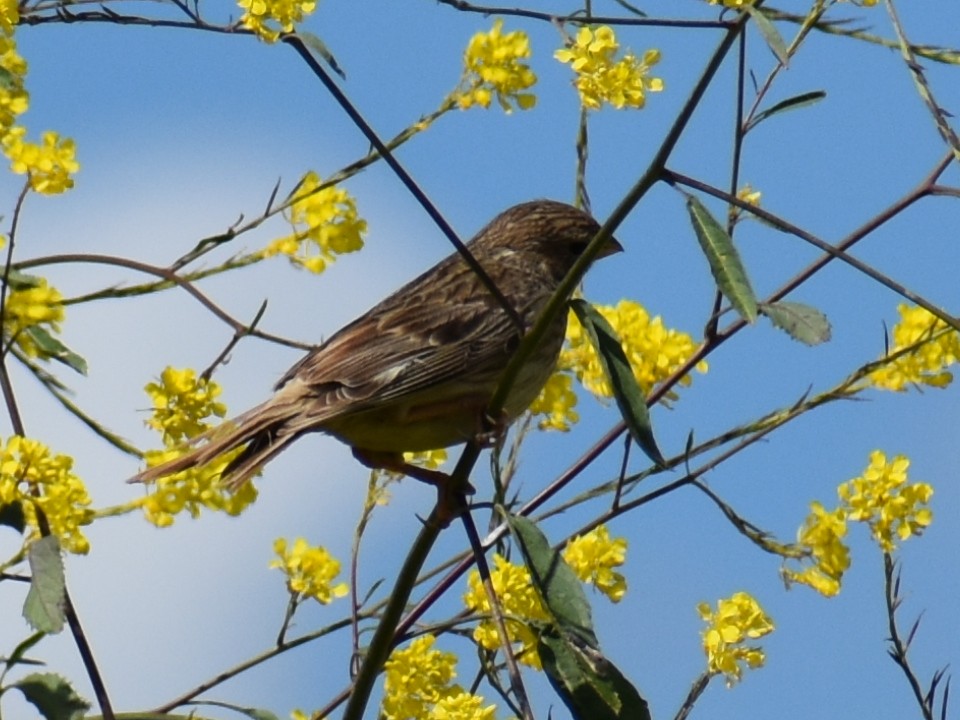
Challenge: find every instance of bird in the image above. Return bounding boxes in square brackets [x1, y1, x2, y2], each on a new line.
[130, 199, 622, 521]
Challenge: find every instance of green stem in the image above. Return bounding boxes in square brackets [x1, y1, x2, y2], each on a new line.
[342, 510, 444, 720]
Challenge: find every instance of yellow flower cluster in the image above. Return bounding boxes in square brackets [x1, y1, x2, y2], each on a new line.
[261, 172, 366, 274]
[783, 450, 932, 596]
[3, 128, 79, 194]
[0, 0, 18, 36]
[697, 591, 774, 687]
[464, 526, 629, 668]
[533, 301, 706, 431]
[0, 1, 79, 194]
[381, 635, 496, 720]
[237, 0, 316, 43]
[137, 367, 257, 527]
[838, 451, 933, 553]
[455, 20, 537, 113]
[868, 304, 960, 392]
[0, 35, 27, 134]
[781, 501, 849, 597]
[463, 553, 549, 669]
[2, 277, 65, 358]
[145, 366, 227, 443]
[562, 524, 628, 602]
[0, 435, 93, 554]
[270, 537, 348, 604]
[554, 26, 664, 110]
[736, 184, 762, 207]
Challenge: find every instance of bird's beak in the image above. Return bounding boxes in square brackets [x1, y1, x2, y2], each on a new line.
[596, 235, 624, 259]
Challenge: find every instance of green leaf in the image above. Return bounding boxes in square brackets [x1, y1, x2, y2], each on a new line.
[570, 299, 666, 468]
[745, 90, 827, 133]
[745, 5, 789, 66]
[3, 631, 46, 670]
[760, 301, 832, 346]
[539, 627, 651, 720]
[0, 499, 26, 533]
[504, 513, 597, 647]
[23, 536, 66, 634]
[3, 268, 43, 290]
[687, 196, 759, 324]
[296, 31, 346, 79]
[0, 65, 16, 92]
[22, 326, 88, 375]
[12, 672, 90, 720]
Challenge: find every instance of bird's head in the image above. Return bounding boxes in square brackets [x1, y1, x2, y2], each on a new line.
[473, 199, 623, 284]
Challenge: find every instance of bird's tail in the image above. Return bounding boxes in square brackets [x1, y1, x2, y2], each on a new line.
[127, 396, 300, 490]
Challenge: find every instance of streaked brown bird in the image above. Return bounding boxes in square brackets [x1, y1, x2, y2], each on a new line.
[130, 200, 621, 519]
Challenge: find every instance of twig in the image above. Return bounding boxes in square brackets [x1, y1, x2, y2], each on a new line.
[461, 510, 533, 720]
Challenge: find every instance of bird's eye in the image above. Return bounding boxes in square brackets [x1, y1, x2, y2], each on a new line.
[569, 241, 588, 256]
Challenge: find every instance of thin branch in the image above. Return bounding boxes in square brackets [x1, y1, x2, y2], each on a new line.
[283, 35, 525, 331]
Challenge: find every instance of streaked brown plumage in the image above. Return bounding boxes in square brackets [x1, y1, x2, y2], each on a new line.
[130, 200, 621, 505]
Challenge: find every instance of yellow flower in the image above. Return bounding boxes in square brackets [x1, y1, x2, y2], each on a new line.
[561, 300, 707, 402]
[697, 591, 774, 686]
[455, 19, 537, 113]
[270, 537, 348, 604]
[137, 367, 260, 526]
[381, 635, 495, 720]
[527, 372, 579, 431]
[137, 447, 257, 527]
[868, 304, 960, 391]
[555, 26, 663, 110]
[0, 0, 19, 36]
[3, 278, 65, 358]
[562, 524, 628, 602]
[261, 172, 366, 273]
[0, 37, 28, 134]
[237, 0, 317, 43]
[736, 184, 761, 206]
[463, 554, 550, 670]
[782, 501, 850, 597]
[430, 691, 497, 720]
[838, 451, 933, 553]
[708, 0, 756, 7]
[2, 128, 79, 194]
[0, 435, 93, 554]
[145, 367, 228, 444]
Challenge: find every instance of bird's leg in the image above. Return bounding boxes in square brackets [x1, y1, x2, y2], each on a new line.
[352, 449, 474, 526]
[476, 409, 510, 448]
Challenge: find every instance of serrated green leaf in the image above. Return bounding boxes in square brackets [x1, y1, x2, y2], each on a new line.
[539, 627, 651, 720]
[505, 514, 597, 647]
[0, 499, 26, 533]
[23, 536, 66, 634]
[745, 90, 827, 133]
[760, 301, 832, 346]
[22, 326, 88, 375]
[296, 31, 346, 80]
[745, 5, 789, 66]
[12, 672, 90, 720]
[687, 196, 759, 323]
[570, 299, 666, 468]
[4, 631, 46, 670]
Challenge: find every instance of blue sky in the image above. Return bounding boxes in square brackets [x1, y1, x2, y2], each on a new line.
[1, 1, 958, 719]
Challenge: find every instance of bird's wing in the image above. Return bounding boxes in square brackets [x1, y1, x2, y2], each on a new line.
[277, 278, 519, 411]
